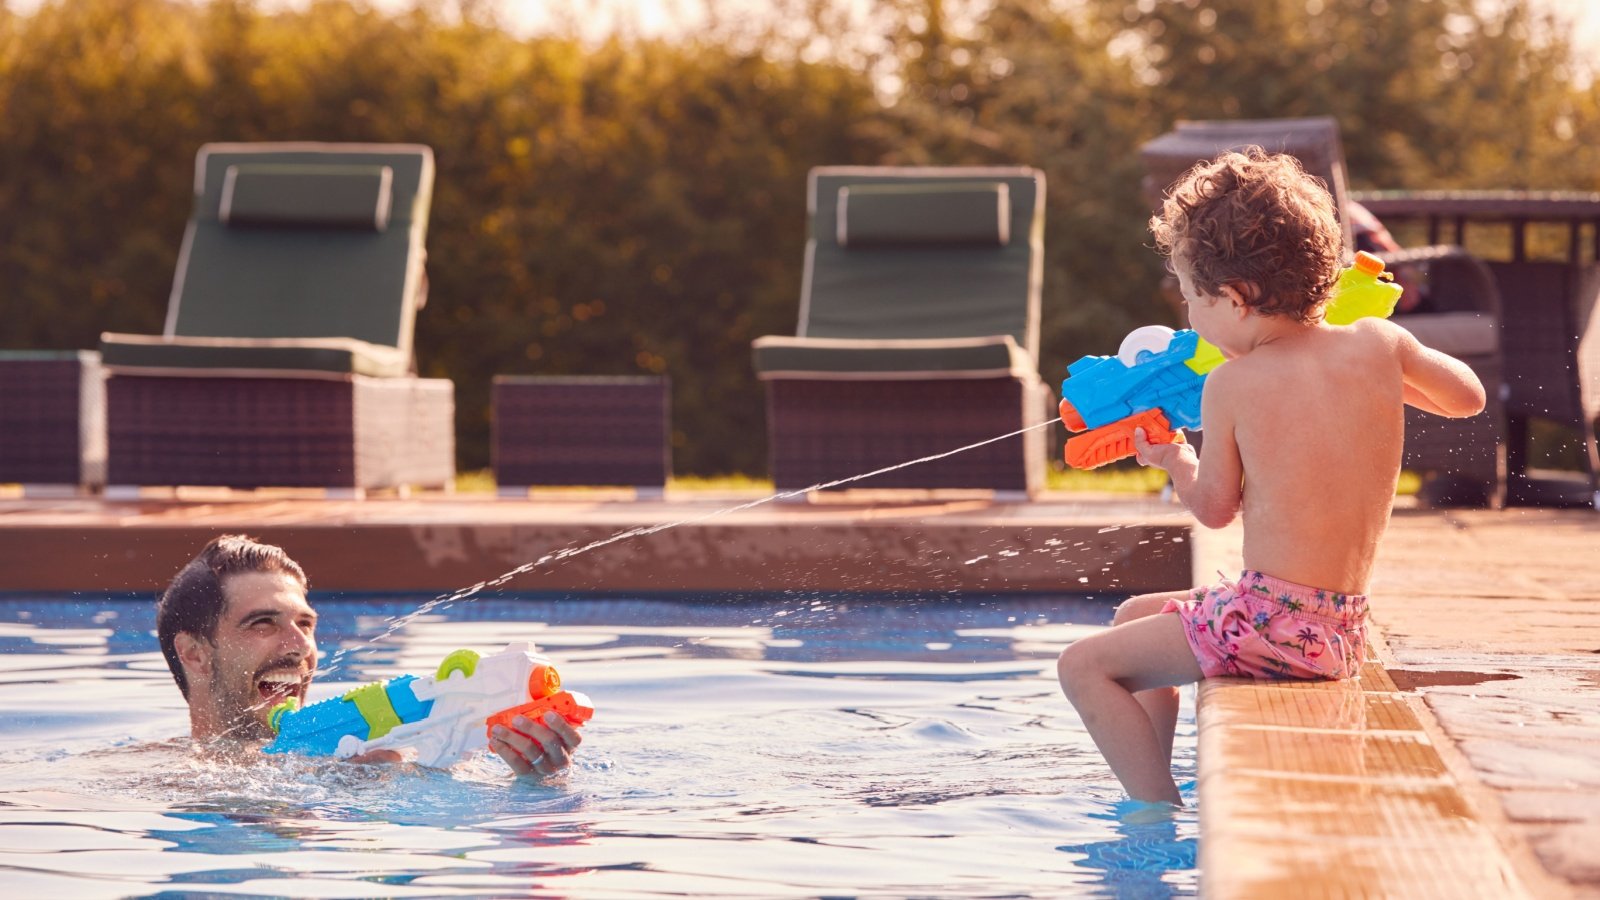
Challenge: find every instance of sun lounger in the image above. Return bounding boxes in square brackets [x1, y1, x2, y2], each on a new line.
[97, 143, 454, 493]
[751, 167, 1052, 497]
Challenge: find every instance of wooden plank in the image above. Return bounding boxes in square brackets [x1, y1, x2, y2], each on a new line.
[1196, 663, 1532, 899]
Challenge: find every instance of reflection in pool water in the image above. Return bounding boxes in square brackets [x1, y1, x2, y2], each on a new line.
[0, 595, 1197, 897]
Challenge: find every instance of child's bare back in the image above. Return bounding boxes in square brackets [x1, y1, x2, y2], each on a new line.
[1194, 315, 1485, 595]
[1210, 318, 1405, 594]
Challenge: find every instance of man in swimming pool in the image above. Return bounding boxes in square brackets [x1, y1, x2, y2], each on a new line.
[156, 534, 582, 778]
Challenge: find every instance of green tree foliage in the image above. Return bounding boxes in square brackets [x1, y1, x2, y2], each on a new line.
[0, 0, 891, 474]
[1076, 0, 1593, 190]
[878, 0, 1170, 377]
[2, 0, 1595, 476]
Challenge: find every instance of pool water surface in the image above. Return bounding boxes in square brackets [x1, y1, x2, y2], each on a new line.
[0, 595, 1197, 898]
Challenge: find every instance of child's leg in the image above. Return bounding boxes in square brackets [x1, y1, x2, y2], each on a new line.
[1058, 607, 1203, 804]
[1111, 592, 1190, 765]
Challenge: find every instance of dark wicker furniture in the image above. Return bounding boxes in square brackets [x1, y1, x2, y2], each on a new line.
[107, 375, 452, 490]
[1354, 191, 1600, 508]
[764, 377, 1051, 492]
[1379, 245, 1509, 504]
[492, 376, 670, 490]
[0, 351, 105, 489]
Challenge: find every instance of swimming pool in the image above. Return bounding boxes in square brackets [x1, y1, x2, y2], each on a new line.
[0, 594, 1197, 897]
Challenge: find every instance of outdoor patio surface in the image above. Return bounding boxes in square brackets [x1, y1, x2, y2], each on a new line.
[2, 488, 1594, 898]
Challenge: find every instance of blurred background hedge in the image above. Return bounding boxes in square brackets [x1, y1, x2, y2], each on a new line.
[3, 0, 1597, 476]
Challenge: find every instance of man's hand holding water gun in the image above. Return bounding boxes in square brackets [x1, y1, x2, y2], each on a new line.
[490, 708, 584, 779]
[264, 642, 593, 778]
[1058, 252, 1403, 470]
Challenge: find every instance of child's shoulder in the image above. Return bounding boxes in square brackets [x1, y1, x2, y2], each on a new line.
[1216, 318, 1399, 387]
[1199, 346, 1257, 402]
[1347, 316, 1406, 342]
[1338, 317, 1415, 363]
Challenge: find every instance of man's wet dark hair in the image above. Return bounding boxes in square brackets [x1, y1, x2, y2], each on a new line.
[157, 535, 309, 699]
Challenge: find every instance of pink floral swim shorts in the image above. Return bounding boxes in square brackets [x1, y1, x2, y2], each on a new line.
[1161, 570, 1369, 680]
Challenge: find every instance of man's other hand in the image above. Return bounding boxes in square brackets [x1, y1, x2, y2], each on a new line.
[345, 749, 403, 765]
[490, 711, 584, 780]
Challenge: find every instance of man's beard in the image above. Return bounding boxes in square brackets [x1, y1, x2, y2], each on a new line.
[211, 668, 276, 742]
[210, 656, 306, 743]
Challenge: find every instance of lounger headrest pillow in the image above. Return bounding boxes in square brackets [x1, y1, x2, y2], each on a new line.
[220, 164, 394, 231]
[836, 182, 1010, 248]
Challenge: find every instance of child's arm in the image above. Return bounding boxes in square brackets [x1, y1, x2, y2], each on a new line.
[1383, 320, 1487, 417]
[1133, 365, 1244, 529]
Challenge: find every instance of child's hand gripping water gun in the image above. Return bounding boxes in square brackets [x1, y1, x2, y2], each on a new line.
[1058, 252, 1403, 469]
[263, 642, 594, 768]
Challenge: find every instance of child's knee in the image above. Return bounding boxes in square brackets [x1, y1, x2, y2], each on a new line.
[1056, 641, 1100, 696]
[1113, 594, 1171, 626]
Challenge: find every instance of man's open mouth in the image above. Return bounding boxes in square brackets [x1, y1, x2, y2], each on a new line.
[256, 670, 309, 708]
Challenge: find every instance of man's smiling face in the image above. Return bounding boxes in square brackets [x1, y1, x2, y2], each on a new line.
[200, 571, 318, 742]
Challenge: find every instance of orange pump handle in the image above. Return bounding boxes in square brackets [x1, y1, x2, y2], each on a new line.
[1064, 409, 1181, 469]
[484, 691, 596, 744]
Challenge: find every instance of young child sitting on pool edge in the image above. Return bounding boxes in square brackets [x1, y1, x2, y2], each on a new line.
[1055, 147, 1487, 805]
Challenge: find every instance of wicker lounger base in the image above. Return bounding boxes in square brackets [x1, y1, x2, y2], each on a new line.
[492, 376, 670, 488]
[1405, 409, 1507, 506]
[1491, 260, 1600, 505]
[1405, 352, 1508, 507]
[0, 352, 105, 488]
[107, 374, 454, 490]
[765, 376, 1049, 494]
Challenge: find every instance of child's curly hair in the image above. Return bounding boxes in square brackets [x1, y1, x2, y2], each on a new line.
[1150, 147, 1343, 322]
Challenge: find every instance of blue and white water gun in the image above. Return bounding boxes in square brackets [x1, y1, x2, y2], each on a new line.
[264, 642, 594, 768]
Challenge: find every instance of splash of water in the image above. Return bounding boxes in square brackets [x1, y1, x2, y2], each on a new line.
[318, 420, 1058, 680]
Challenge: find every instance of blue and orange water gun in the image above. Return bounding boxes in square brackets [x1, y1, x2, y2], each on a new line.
[1059, 252, 1402, 469]
[264, 642, 594, 768]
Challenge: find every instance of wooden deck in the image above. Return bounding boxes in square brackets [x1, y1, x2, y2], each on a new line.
[1197, 660, 1532, 899]
[0, 489, 1192, 595]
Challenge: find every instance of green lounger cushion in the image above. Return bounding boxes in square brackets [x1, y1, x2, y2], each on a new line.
[799, 169, 1044, 357]
[99, 333, 409, 378]
[221, 164, 393, 231]
[0, 349, 99, 362]
[837, 183, 1010, 247]
[752, 335, 1033, 379]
